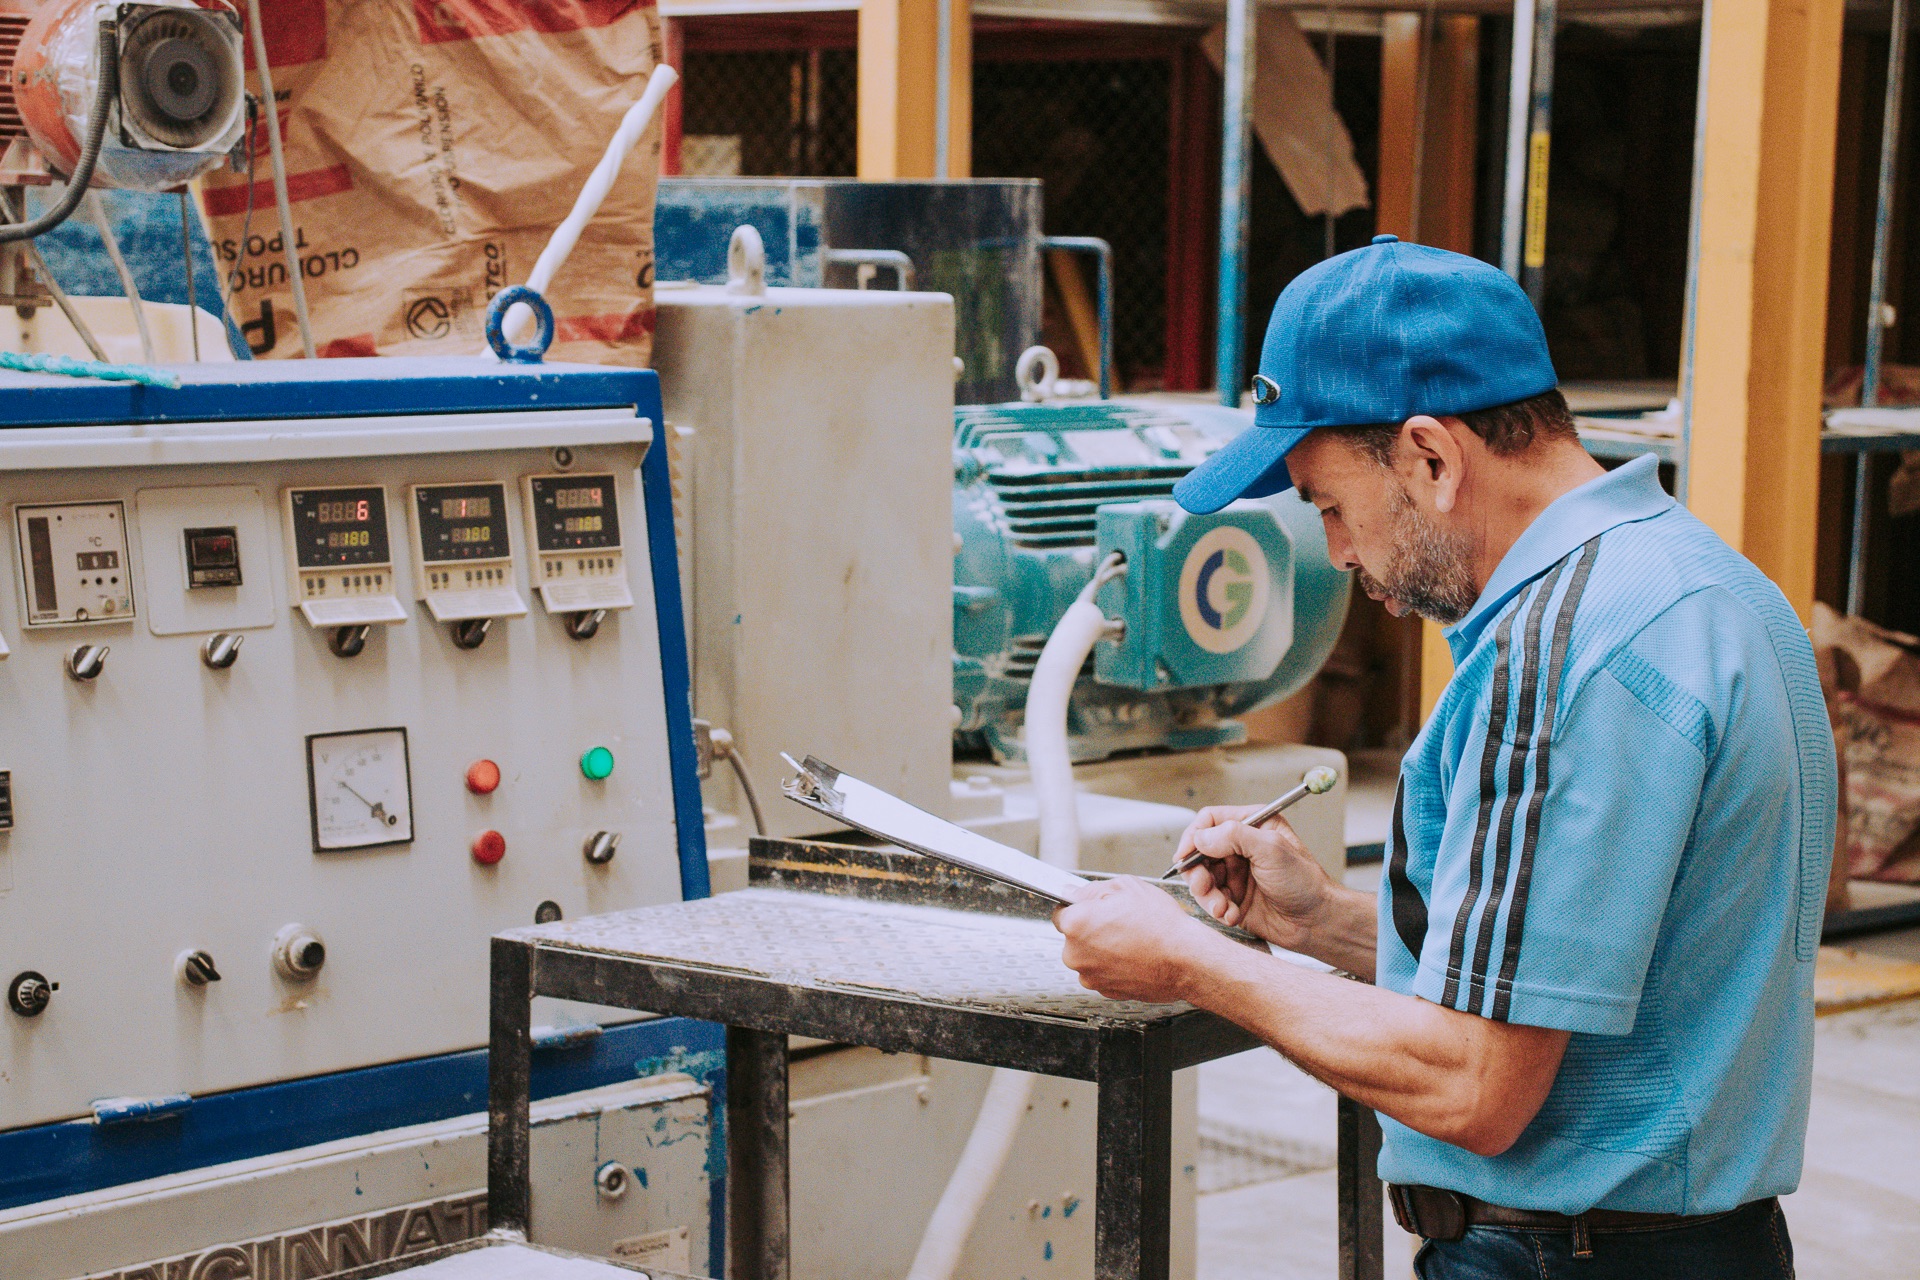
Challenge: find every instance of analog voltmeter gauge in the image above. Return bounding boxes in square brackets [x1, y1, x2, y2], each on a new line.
[408, 481, 527, 622]
[521, 473, 634, 613]
[282, 486, 407, 628]
[306, 727, 414, 852]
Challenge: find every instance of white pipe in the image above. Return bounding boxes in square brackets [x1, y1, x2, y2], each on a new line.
[244, 0, 316, 359]
[904, 1068, 1037, 1280]
[85, 192, 154, 364]
[1498, 0, 1536, 281]
[1026, 596, 1108, 869]
[502, 64, 679, 344]
[905, 565, 1118, 1280]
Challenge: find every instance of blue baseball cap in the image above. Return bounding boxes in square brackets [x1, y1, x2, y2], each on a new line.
[1173, 235, 1557, 514]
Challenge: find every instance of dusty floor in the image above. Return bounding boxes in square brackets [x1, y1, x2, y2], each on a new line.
[1193, 853, 1920, 1279]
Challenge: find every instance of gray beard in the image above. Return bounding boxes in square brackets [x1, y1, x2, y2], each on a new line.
[1355, 485, 1479, 625]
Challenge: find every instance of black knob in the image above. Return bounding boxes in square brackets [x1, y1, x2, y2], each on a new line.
[8, 970, 55, 1017]
[66, 644, 108, 681]
[452, 617, 493, 650]
[201, 633, 243, 669]
[178, 950, 221, 986]
[583, 830, 620, 865]
[565, 609, 605, 641]
[327, 625, 370, 659]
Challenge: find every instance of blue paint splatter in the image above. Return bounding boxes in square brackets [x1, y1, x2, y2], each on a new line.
[1041, 1205, 1051, 1218]
[636, 1166, 650, 1188]
[1043, 1242, 1053, 1261]
[1062, 1196, 1079, 1218]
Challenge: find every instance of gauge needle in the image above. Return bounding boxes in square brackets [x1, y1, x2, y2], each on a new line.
[338, 779, 389, 822]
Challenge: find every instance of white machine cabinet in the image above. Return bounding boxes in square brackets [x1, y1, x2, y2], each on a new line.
[0, 360, 717, 1274]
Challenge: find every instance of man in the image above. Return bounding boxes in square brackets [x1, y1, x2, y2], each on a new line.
[1053, 235, 1834, 1278]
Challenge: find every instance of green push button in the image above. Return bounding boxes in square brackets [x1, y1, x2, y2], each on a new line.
[580, 746, 615, 780]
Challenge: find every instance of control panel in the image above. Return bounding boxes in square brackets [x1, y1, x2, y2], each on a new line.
[524, 473, 635, 615]
[0, 368, 690, 1134]
[409, 481, 529, 627]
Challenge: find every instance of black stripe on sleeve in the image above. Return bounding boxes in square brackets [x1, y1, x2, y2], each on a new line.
[1464, 560, 1565, 1015]
[1490, 536, 1603, 1022]
[1388, 778, 1428, 961]
[1439, 589, 1527, 1010]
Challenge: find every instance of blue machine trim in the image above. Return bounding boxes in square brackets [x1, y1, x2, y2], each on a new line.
[0, 357, 654, 428]
[634, 380, 714, 904]
[0, 1017, 725, 1213]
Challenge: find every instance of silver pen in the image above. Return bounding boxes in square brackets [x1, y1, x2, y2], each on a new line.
[1159, 766, 1340, 880]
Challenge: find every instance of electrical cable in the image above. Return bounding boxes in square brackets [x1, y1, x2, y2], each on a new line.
[88, 192, 155, 363]
[217, 98, 260, 357]
[179, 191, 198, 362]
[242, 0, 315, 358]
[725, 749, 767, 838]
[0, 22, 118, 245]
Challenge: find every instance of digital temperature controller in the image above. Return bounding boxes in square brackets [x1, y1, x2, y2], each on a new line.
[282, 486, 407, 627]
[408, 482, 527, 623]
[521, 473, 633, 614]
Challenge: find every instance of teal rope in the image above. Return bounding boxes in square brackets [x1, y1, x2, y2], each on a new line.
[0, 350, 181, 390]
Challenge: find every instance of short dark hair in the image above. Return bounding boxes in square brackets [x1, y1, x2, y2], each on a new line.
[1325, 388, 1577, 466]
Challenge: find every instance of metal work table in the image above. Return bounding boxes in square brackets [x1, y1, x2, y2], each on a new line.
[488, 837, 1386, 1280]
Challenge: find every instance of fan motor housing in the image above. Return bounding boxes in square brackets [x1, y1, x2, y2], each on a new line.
[11, 0, 244, 191]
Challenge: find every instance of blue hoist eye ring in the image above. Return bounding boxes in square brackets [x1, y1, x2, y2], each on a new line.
[1250, 374, 1280, 406]
[485, 285, 555, 364]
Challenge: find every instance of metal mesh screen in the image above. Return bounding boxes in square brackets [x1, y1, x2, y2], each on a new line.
[974, 58, 1171, 389]
[680, 48, 857, 177]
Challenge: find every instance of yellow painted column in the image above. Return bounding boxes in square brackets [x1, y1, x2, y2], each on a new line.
[1686, 0, 1846, 623]
[858, 0, 971, 178]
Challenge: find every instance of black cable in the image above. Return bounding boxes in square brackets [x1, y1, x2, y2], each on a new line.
[0, 22, 119, 245]
[179, 191, 198, 361]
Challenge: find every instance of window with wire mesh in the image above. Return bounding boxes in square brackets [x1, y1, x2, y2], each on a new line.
[680, 49, 856, 177]
[974, 58, 1170, 389]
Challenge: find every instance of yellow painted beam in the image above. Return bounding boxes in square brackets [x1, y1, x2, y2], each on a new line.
[857, 0, 970, 179]
[1688, 0, 1845, 623]
[1377, 13, 1423, 240]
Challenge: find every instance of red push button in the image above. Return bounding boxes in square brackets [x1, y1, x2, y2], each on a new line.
[466, 759, 501, 794]
[471, 830, 507, 865]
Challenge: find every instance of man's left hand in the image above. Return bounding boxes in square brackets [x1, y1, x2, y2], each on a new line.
[1053, 876, 1219, 1003]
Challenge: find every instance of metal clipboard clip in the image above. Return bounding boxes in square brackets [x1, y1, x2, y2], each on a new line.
[779, 753, 1089, 903]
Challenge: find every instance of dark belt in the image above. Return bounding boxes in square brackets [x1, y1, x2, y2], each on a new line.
[1388, 1184, 1769, 1259]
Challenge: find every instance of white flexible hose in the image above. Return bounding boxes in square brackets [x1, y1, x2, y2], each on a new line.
[905, 564, 1118, 1280]
[502, 64, 679, 344]
[244, 0, 316, 359]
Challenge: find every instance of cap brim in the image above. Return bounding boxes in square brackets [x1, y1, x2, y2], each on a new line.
[1173, 424, 1310, 514]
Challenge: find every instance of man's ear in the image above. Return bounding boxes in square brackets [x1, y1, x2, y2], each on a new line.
[1397, 414, 1467, 514]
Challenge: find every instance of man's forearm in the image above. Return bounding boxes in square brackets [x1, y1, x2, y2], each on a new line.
[1286, 882, 1380, 980]
[1176, 927, 1567, 1156]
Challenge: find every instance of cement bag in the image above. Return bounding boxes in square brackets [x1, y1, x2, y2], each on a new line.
[199, 0, 661, 364]
[1813, 601, 1920, 882]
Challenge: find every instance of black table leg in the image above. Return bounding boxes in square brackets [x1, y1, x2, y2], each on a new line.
[726, 1026, 790, 1280]
[487, 937, 535, 1238]
[1094, 1026, 1174, 1280]
[1337, 1095, 1385, 1280]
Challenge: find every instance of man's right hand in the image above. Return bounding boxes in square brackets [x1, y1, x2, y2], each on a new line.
[1176, 807, 1344, 954]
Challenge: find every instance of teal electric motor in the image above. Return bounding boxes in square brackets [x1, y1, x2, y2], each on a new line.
[953, 401, 1351, 763]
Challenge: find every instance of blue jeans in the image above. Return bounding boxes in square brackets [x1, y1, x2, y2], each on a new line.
[1413, 1198, 1794, 1280]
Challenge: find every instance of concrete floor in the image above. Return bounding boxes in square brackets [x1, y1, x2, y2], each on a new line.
[1192, 857, 1920, 1279]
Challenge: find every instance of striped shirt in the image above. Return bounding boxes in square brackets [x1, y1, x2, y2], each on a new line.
[1376, 454, 1837, 1215]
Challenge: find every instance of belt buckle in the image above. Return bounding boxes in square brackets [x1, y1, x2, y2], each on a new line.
[1389, 1185, 1469, 1242]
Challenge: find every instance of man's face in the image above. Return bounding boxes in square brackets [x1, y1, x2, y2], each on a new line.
[1286, 429, 1479, 625]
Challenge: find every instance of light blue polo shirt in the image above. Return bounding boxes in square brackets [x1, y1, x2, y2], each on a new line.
[1376, 453, 1837, 1215]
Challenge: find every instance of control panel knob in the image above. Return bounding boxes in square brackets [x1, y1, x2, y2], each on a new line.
[327, 625, 371, 659]
[7, 970, 55, 1017]
[65, 644, 108, 681]
[175, 949, 222, 987]
[594, 1161, 630, 1200]
[272, 925, 326, 981]
[565, 608, 605, 641]
[451, 618, 493, 650]
[201, 633, 244, 670]
[583, 830, 620, 865]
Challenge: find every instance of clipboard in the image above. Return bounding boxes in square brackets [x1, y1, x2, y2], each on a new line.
[780, 754, 1090, 904]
